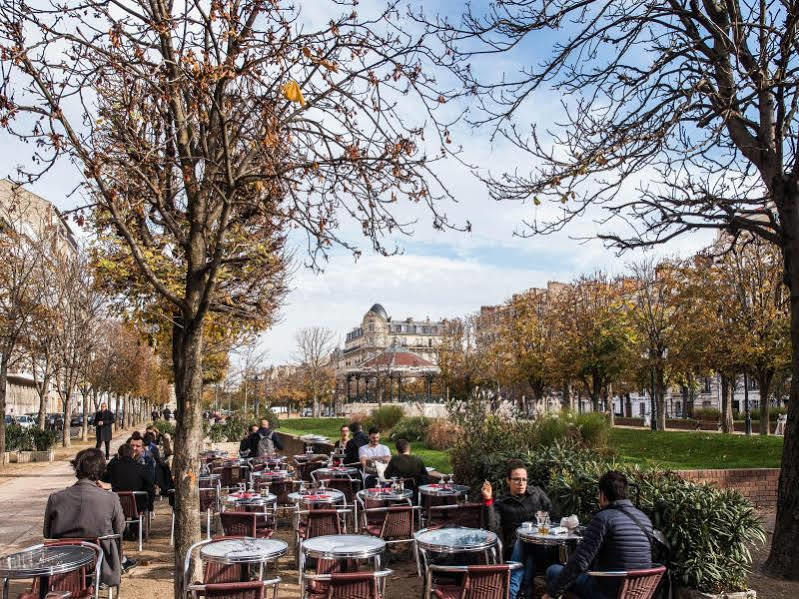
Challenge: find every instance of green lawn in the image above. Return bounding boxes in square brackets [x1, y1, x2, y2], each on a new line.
[278, 417, 452, 472]
[609, 428, 784, 470]
[277, 417, 783, 471]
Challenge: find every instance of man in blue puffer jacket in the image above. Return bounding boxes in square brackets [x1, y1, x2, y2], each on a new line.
[544, 471, 653, 599]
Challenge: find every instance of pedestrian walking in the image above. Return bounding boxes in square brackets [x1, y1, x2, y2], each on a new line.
[93, 402, 115, 459]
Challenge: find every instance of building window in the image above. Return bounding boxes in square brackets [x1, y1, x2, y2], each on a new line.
[428, 339, 432, 347]
[703, 377, 711, 393]
[639, 403, 645, 416]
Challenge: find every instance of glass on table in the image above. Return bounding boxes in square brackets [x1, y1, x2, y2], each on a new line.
[536, 510, 550, 535]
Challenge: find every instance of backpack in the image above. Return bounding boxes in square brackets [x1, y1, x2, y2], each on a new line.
[256, 430, 275, 457]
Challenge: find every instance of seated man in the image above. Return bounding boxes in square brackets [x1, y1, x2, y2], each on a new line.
[544, 471, 653, 599]
[344, 421, 369, 465]
[482, 459, 555, 599]
[128, 431, 157, 481]
[44, 448, 133, 587]
[359, 427, 391, 488]
[384, 438, 428, 489]
[103, 443, 155, 513]
[333, 424, 350, 451]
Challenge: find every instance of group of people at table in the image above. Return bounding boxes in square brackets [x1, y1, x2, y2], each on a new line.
[8, 417, 656, 599]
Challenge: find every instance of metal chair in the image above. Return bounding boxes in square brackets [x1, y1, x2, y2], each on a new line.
[303, 570, 392, 599]
[115, 490, 150, 551]
[43, 536, 120, 599]
[185, 579, 280, 599]
[587, 565, 667, 599]
[428, 562, 521, 599]
[21, 540, 103, 599]
[426, 503, 483, 529]
[219, 511, 274, 539]
[360, 505, 421, 575]
[183, 537, 253, 592]
[212, 465, 243, 492]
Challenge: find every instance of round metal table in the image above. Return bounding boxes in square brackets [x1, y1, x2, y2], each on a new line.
[200, 538, 288, 563]
[313, 467, 359, 479]
[298, 534, 385, 592]
[516, 525, 583, 563]
[0, 545, 96, 599]
[224, 492, 277, 509]
[418, 483, 470, 498]
[359, 488, 413, 503]
[288, 489, 345, 506]
[251, 470, 292, 482]
[415, 527, 501, 599]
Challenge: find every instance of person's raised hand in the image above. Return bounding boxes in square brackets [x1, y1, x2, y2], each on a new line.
[481, 480, 492, 501]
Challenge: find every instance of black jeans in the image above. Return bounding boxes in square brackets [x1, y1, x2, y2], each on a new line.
[96, 436, 110, 458]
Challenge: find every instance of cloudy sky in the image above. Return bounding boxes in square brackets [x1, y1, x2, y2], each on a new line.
[1, 1, 716, 367]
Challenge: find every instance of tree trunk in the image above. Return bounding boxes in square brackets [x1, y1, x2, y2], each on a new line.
[757, 371, 774, 436]
[655, 369, 666, 431]
[81, 388, 89, 441]
[171, 317, 205, 597]
[61, 394, 71, 447]
[624, 393, 632, 418]
[720, 374, 734, 433]
[605, 383, 615, 426]
[37, 375, 49, 431]
[765, 196, 799, 578]
[0, 356, 8, 461]
[312, 390, 320, 418]
[561, 381, 571, 411]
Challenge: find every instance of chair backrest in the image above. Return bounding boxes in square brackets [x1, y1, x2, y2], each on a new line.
[307, 509, 342, 538]
[323, 478, 356, 503]
[219, 512, 257, 537]
[199, 487, 220, 513]
[197, 580, 265, 598]
[213, 466, 242, 488]
[303, 462, 324, 482]
[428, 503, 483, 529]
[115, 491, 140, 518]
[204, 561, 248, 585]
[37, 540, 101, 598]
[377, 506, 415, 539]
[462, 564, 512, 599]
[327, 572, 380, 599]
[617, 566, 667, 599]
[265, 480, 293, 505]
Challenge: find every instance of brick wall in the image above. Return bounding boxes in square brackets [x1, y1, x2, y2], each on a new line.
[677, 468, 779, 510]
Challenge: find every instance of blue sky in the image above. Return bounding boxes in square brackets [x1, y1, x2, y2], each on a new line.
[1, 1, 716, 366]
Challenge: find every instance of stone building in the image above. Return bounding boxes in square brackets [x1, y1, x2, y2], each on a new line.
[334, 304, 445, 402]
[0, 180, 77, 417]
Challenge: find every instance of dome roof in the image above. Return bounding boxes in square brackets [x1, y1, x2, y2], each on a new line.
[368, 303, 389, 320]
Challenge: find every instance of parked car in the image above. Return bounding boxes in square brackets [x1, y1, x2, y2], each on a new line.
[70, 415, 84, 427]
[16, 415, 35, 429]
[45, 413, 64, 431]
[3, 414, 13, 425]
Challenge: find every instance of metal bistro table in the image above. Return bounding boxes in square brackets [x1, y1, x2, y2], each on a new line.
[0, 544, 97, 599]
[358, 487, 414, 503]
[200, 537, 288, 580]
[251, 470, 293, 483]
[288, 488, 345, 507]
[415, 526, 502, 599]
[313, 466, 359, 479]
[418, 483, 470, 499]
[298, 534, 386, 599]
[225, 492, 278, 510]
[516, 525, 583, 563]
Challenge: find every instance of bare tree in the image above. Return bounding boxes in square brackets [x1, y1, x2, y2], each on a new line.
[0, 3, 464, 587]
[51, 250, 105, 447]
[294, 327, 337, 418]
[423, 0, 799, 575]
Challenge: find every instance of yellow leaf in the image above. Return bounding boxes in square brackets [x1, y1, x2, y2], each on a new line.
[282, 80, 306, 107]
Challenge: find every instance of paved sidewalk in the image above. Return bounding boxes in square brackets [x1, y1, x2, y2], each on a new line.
[0, 432, 128, 552]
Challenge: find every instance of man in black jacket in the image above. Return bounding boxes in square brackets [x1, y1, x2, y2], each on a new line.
[247, 418, 284, 457]
[544, 471, 652, 599]
[93, 403, 115, 459]
[482, 459, 555, 599]
[384, 438, 428, 488]
[102, 443, 155, 512]
[344, 421, 369, 465]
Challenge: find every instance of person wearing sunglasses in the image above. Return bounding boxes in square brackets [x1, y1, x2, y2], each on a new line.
[482, 459, 556, 599]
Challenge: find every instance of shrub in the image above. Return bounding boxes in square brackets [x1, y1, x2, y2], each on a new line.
[693, 407, 721, 421]
[424, 419, 462, 449]
[369, 405, 404, 431]
[574, 412, 610, 448]
[452, 439, 764, 594]
[389, 416, 429, 441]
[347, 411, 373, 430]
[151, 419, 176, 436]
[5, 424, 28, 451]
[30, 428, 58, 451]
